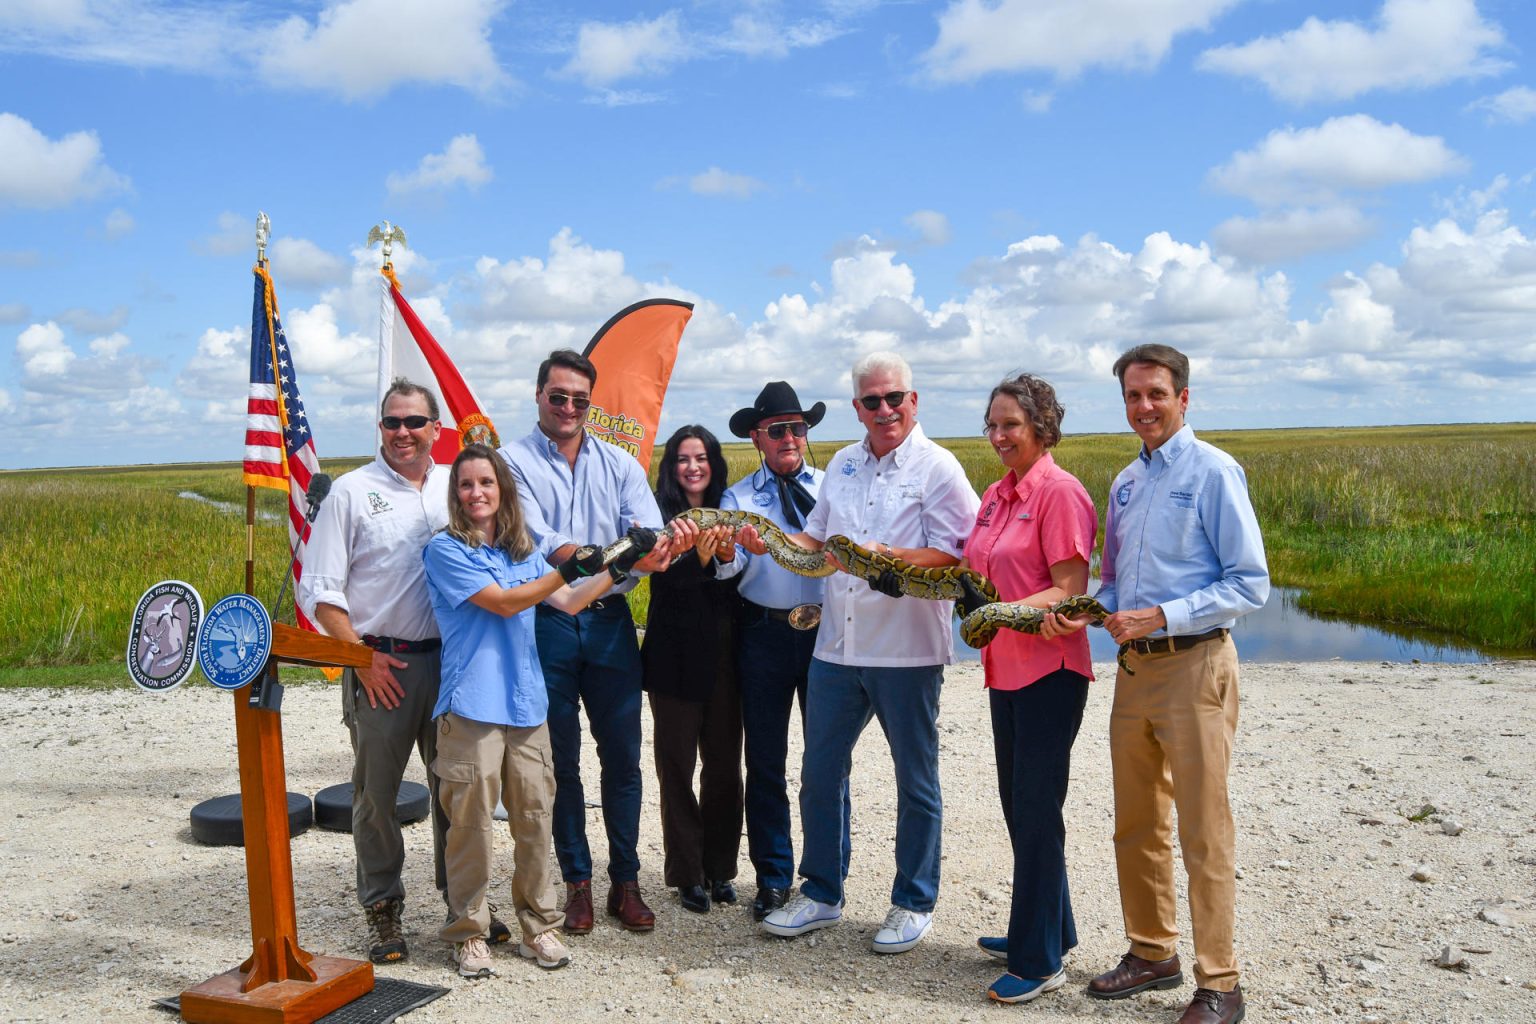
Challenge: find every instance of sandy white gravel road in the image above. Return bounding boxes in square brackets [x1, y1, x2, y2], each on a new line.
[1, 659, 1533, 1023]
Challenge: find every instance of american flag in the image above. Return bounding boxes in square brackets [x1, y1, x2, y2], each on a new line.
[243, 265, 323, 631]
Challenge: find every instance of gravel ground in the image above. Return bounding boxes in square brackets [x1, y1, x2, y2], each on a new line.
[1, 659, 1534, 1023]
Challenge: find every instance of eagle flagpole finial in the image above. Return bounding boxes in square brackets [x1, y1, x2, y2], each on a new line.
[366, 220, 408, 269]
[255, 211, 271, 265]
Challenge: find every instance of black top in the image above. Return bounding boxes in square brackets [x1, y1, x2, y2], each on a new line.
[641, 548, 740, 702]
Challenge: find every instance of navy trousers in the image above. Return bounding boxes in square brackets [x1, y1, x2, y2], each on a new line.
[990, 668, 1089, 977]
[536, 599, 644, 884]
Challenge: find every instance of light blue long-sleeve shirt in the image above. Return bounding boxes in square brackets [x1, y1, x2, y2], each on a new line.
[715, 462, 826, 610]
[1098, 424, 1270, 636]
[498, 427, 662, 595]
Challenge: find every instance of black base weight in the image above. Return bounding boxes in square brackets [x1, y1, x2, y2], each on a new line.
[313, 781, 431, 832]
[189, 792, 313, 846]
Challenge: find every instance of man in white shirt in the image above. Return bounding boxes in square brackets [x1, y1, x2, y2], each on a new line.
[752, 352, 979, 954]
[302, 379, 507, 963]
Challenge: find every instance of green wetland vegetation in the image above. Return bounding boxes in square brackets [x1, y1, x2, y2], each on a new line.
[2, 422, 1531, 685]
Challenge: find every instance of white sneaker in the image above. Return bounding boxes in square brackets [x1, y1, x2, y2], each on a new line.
[518, 930, 571, 970]
[760, 893, 842, 937]
[454, 936, 494, 978]
[871, 905, 932, 954]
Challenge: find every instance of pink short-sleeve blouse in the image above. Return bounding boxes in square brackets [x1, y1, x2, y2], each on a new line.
[965, 452, 1098, 690]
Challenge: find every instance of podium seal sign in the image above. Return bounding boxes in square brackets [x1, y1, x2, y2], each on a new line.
[198, 594, 273, 691]
[126, 580, 205, 692]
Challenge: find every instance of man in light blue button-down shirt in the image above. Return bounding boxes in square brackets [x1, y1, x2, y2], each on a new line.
[497, 349, 676, 935]
[1048, 344, 1267, 1024]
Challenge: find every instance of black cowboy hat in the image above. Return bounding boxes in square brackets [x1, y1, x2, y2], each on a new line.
[728, 381, 827, 439]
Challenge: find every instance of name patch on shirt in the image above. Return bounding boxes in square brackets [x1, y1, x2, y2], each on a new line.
[1168, 488, 1196, 509]
[900, 483, 924, 500]
[366, 491, 393, 516]
[1115, 481, 1134, 507]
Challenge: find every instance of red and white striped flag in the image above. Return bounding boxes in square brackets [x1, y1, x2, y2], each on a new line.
[378, 266, 499, 463]
[243, 263, 323, 631]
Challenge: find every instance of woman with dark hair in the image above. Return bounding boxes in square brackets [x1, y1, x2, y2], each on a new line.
[423, 444, 656, 978]
[643, 425, 745, 914]
[960, 375, 1098, 1005]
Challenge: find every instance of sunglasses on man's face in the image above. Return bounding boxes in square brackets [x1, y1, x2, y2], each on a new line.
[758, 421, 808, 440]
[545, 390, 591, 410]
[381, 415, 434, 430]
[858, 390, 910, 412]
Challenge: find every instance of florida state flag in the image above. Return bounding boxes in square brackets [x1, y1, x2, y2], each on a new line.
[582, 298, 694, 466]
[378, 266, 500, 464]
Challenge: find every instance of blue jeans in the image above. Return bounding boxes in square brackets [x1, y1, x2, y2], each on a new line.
[991, 669, 1089, 977]
[536, 600, 643, 884]
[737, 608, 849, 889]
[799, 658, 943, 912]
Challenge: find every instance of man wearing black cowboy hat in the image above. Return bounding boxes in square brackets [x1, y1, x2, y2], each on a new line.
[716, 381, 849, 921]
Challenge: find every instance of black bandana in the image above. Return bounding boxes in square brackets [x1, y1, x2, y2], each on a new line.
[773, 468, 817, 529]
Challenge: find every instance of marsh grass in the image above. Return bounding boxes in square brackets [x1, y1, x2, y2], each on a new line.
[3, 425, 1531, 674]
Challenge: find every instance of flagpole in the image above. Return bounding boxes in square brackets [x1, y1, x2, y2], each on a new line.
[246, 212, 271, 598]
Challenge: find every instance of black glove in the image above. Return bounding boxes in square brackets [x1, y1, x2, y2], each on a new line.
[868, 568, 904, 599]
[956, 574, 991, 618]
[609, 526, 658, 576]
[557, 545, 605, 584]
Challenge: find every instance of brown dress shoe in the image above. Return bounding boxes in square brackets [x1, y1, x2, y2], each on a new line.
[1178, 985, 1244, 1024]
[606, 881, 656, 932]
[1086, 950, 1183, 1000]
[563, 880, 594, 935]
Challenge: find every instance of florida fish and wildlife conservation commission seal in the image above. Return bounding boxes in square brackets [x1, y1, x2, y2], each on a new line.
[126, 580, 205, 692]
[197, 594, 273, 691]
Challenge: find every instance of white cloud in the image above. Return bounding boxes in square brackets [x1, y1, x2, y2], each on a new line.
[561, 12, 687, 88]
[56, 306, 129, 334]
[0, 2, 245, 74]
[1467, 85, 1536, 124]
[1021, 89, 1053, 113]
[1212, 205, 1376, 264]
[717, 13, 842, 58]
[583, 88, 668, 107]
[17, 321, 73, 376]
[688, 167, 766, 200]
[385, 134, 493, 195]
[1198, 0, 1509, 103]
[1208, 115, 1467, 206]
[904, 210, 953, 248]
[269, 237, 349, 289]
[0, 303, 29, 324]
[103, 207, 134, 240]
[257, 0, 508, 100]
[921, 0, 1238, 82]
[9, 320, 171, 446]
[0, 112, 129, 209]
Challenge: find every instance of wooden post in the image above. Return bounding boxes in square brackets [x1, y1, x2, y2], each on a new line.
[180, 625, 376, 1024]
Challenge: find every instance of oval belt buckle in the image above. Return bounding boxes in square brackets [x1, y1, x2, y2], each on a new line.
[786, 603, 822, 631]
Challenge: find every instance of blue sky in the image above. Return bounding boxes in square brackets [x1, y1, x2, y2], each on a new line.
[3, 0, 1534, 469]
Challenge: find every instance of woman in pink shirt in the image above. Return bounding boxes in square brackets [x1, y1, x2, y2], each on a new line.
[963, 374, 1098, 1005]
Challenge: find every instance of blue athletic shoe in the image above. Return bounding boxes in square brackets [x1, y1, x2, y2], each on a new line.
[977, 936, 1008, 962]
[987, 968, 1067, 1004]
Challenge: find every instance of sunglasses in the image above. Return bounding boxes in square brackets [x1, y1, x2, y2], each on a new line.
[757, 421, 808, 440]
[381, 415, 434, 430]
[545, 390, 591, 410]
[857, 390, 910, 412]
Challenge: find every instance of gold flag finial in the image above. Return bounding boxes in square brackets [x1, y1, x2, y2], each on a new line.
[366, 220, 408, 268]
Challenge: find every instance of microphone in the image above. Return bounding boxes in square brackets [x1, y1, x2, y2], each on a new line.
[273, 472, 333, 620]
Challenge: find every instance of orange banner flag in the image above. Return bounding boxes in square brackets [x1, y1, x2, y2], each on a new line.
[581, 298, 694, 467]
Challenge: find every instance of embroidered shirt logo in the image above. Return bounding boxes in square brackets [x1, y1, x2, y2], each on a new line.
[366, 491, 392, 516]
[1116, 481, 1134, 507]
[840, 459, 859, 477]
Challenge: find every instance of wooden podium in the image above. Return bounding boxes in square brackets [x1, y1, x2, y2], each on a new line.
[180, 623, 377, 1024]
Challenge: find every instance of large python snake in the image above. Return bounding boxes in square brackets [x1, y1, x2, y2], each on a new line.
[598, 507, 1106, 649]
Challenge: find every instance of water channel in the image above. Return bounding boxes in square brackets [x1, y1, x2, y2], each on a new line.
[951, 586, 1527, 665]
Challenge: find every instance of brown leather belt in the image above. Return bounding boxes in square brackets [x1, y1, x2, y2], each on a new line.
[360, 635, 441, 654]
[1121, 627, 1228, 657]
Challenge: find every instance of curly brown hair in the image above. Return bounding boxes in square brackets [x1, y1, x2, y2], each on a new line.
[986, 373, 1065, 448]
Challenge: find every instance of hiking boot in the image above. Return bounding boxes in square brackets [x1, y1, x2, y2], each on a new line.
[365, 898, 407, 964]
[453, 936, 494, 978]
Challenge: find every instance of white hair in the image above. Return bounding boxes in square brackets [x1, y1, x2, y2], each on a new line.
[850, 351, 912, 394]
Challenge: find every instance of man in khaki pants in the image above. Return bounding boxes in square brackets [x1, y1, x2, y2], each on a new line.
[1046, 343, 1268, 1024]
